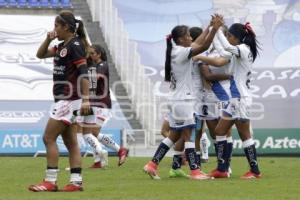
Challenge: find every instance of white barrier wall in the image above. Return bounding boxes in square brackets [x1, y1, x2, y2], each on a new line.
[87, 0, 158, 145]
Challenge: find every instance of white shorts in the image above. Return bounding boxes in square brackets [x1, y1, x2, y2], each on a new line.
[49, 99, 82, 125]
[222, 97, 252, 120]
[77, 107, 112, 126]
[167, 99, 196, 130]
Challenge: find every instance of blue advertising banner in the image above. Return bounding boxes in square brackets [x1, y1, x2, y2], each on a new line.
[0, 129, 122, 155]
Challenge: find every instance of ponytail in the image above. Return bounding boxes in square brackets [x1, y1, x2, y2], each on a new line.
[165, 35, 172, 82]
[56, 11, 90, 54]
[75, 19, 89, 53]
[229, 22, 260, 62]
[242, 22, 260, 62]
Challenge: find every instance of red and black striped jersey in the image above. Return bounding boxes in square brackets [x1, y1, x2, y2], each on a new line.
[88, 61, 112, 108]
[52, 37, 86, 102]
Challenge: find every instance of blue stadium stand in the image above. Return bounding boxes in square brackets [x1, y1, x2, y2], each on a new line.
[17, 0, 27, 7]
[0, 0, 7, 8]
[61, 0, 72, 8]
[7, 0, 18, 7]
[40, 0, 50, 8]
[49, 0, 60, 8]
[27, 0, 39, 8]
[0, 0, 73, 9]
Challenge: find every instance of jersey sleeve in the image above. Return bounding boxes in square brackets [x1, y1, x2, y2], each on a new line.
[69, 40, 86, 65]
[237, 44, 252, 62]
[97, 62, 109, 75]
[216, 28, 241, 57]
[173, 45, 192, 63]
[213, 36, 233, 60]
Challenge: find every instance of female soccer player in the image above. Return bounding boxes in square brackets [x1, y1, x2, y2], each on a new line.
[209, 22, 262, 179]
[29, 11, 90, 192]
[143, 15, 223, 180]
[78, 44, 128, 168]
[193, 27, 234, 175]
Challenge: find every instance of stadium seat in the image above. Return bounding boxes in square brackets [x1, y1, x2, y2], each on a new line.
[28, 0, 40, 8]
[17, 0, 27, 8]
[50, 0, 60, 8]
[7, 0, 18, 7]
[61, 0, 72, 8]
[40, 0, 50, 8]
[0, 0, 7, 8]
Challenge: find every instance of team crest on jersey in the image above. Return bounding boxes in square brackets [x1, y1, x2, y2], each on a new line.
[60, 48, 68, 57]
[74, 41, 80, 46]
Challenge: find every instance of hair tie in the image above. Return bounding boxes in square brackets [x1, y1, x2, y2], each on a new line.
[244, 22, 255, 36]
[166, 34, 172, 41]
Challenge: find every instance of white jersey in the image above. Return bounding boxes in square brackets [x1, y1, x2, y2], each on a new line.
[169, 44, 196, 100]
[229, 44, 253, 98]
[191, 59, 203, 98]
[203, 49, 231, 102]
[216, 29, 253, 99]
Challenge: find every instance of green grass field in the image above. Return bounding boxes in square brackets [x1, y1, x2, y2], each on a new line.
[0, 156, 299, 200]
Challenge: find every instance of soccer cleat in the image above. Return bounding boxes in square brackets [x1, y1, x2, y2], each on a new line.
[60, 183, 83, 192]
[190, 169, 211, 180]
[209, 169, 230, 178]
[143, 161, 160, 180]
[118, 147, 129, 166]
[169, 168, 189, 178]
[89, 161, 104, 169]
[28, 180, 58, 192]
[240, 171, 262, 179]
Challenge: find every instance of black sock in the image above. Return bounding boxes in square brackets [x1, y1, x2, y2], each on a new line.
[216, 140, 228, 172]
[185, 148, 199, 170]
[70, 167, 82, 174]
[244, 144, 260, 174]
[152, 142, 170, 164]
[227, 142, 233, 169]
[47, 166, 58, 170]
[195, 152, 201, 168]
[214, 143, 218, 157]
[171, 154, 182, 170]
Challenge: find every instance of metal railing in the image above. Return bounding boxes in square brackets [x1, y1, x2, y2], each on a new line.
[86, 0, 159, 146]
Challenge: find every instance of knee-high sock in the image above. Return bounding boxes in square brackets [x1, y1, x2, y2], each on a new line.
[243, 138, 260, 174]
[152, 137, 174, 164]
[98, 134, 120, 152]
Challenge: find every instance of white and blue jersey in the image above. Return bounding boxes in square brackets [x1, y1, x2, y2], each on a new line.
[167, 43, 196, 130]
[199, 49, 231, 120]
[216, 29, 254, 119]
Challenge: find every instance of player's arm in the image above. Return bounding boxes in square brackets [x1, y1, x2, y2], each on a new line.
[193, 55, 229, 67]
[36, 31, 57, 59]
[190, 15, 223, 57]
[200, 63, 231, 81]
[216, 28, 241, 57]
[77, 62, 90, 116]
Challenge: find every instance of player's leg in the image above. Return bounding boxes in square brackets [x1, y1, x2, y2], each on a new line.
[28, 118, 66, 192]
[61, 124, 83, 191]
[169, 138, 188, 178]
[209, 118, 234, 178]
[144, 129, 180, 179]
[235, 120, 261, 179]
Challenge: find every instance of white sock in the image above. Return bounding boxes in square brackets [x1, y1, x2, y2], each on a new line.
[98, 134, 120, 152]
[94, 153, 101, 163]
[242, 138, 254, 148]
[70, 173, 82, 185]
[83, 133, 103, 155]
[45, 169, 58, 183]
[200, 132, 209, 159]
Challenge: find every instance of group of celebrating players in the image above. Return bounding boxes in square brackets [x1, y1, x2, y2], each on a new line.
[144, 14, 262, 180]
